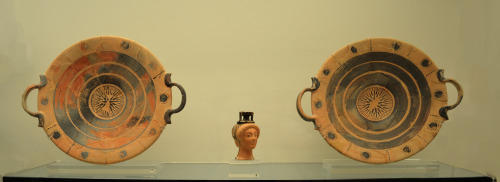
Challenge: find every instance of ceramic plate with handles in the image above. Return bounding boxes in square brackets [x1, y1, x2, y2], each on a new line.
[297, 38, 462, 164]
[22, 36, 186, 164]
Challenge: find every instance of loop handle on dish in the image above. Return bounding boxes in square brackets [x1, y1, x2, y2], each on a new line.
[437, 69, 463, 120]
[296, 77, 320, 122]
[22, 75, 47, 127]
[164, 73, 187, 124]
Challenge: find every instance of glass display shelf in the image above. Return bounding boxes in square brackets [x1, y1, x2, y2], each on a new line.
[3, 159, 493, 181]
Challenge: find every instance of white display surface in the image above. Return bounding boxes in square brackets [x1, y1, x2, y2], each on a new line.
[0, 0, 499, 180]
[4, 160, 488, 180]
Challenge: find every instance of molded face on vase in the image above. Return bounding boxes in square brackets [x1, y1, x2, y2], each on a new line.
[232, 112, 260, 160]
[239, 127, 259, 150]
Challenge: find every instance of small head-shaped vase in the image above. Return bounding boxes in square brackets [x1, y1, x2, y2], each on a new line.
[231, 112, 260, 160]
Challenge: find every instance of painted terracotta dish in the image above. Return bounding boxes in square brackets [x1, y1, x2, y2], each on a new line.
[297, 38, 462, 164]
[22, 36, 186, 164]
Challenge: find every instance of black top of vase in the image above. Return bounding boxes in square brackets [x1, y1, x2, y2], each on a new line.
[237, 111, 254, 124]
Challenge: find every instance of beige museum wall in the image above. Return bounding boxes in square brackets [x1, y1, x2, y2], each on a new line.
[0, 0, 498, 179]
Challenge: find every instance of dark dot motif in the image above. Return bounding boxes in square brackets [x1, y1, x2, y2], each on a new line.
[421, 59, 430, 67]
[429, 122, 438, 129]
[53, 131, 61, 139]
[403, 146, 411, 153]
[434, 90, 443, 98]
[362, 152, 370, 159]
[323, 69, 330, 76]
[81, 152, 89, 159]
[351, 47, 358, 53]
[120, 150, 127, 158]
[315, 101, 322, 109]
[160, 94, 168, 102]
[41, 98, 49, 105]
[121, 41, 130, 50]
[393, 43, 400, 50]
[149, 128, 157, 135]
[327, 132, 335, 140]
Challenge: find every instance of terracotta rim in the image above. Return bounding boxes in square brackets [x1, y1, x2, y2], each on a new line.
[303, 38, 453, 164]
[35, 36, 172, 164]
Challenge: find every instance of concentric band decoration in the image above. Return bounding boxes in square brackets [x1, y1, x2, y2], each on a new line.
[22, 36, 187, 164]
[296, 38, 463, 164]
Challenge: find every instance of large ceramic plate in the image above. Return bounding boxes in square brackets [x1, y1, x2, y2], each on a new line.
[297, 38, 462, 164]
[22, 36, 186, 164]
